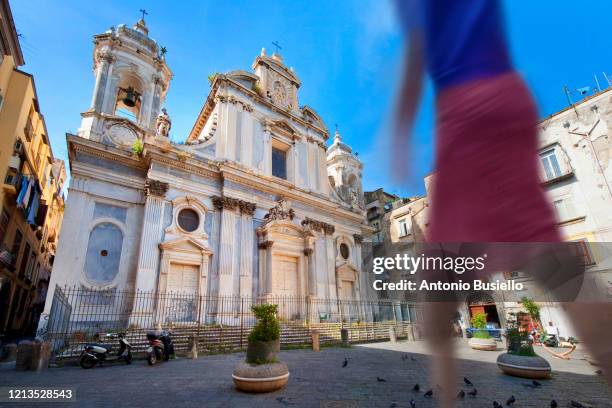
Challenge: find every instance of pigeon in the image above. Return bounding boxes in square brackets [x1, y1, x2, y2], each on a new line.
[550, 400, 558, 408]
[424, 389, 433, 398]
[456, 390, 465, 399]
[390, 403, 397, 408]
[342, 357, 348, 368]
[506, 395, 515, 406]
[532, 380, 542, 387]
[410, 399, 416, 408]
[377, 377, 387, 382]
[401, 354, 408, 362]
[467, 388, 477, 397]
[412, 383, 420, 392]
[570, 401, 586, 408]
[411, 356, 417, 362]
[464, 377, 473, 386]
[493, 402, 503, 408]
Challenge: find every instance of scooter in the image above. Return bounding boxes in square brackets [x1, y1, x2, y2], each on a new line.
[146, 330, 175, 365]
[79, 332, 132, 369]
[543, 333, 559, 348]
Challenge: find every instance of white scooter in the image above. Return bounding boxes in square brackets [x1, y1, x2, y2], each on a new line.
[79, 332, 132, 369]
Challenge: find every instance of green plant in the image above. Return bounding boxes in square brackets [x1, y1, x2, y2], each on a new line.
[248, 304, 280, 343]
[473, 330, 491, 339]
[470, 312, 491, 339]
[521, 297, 540, 322]
[251, 83, 263, 95]
[207, 72, 218, 84]
[132, 138, 143, 156]
[470, 312, 487, 329]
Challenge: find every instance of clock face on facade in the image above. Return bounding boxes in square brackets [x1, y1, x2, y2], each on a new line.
[107, 123, 137, 147]
[271, 80, 288, 107]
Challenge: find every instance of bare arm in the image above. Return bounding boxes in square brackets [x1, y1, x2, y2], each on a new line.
[394, 29, 425, 142]
[392, 29, 425, 181]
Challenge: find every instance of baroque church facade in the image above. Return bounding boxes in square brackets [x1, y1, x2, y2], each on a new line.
[42, 18, 373, 324]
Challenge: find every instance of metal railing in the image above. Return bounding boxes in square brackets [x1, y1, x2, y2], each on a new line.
[43, 285, 421, 359]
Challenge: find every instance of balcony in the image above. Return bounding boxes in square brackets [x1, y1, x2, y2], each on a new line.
[23, 120, 34, 142]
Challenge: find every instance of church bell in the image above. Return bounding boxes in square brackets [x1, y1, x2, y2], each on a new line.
[121, 86, 139, 107]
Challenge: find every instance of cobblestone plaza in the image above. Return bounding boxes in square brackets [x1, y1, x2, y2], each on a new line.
[1, 340, 610, 407]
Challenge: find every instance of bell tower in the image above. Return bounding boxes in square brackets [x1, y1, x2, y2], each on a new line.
[327, 129, 364, 209]
[78, 16, 172, 149]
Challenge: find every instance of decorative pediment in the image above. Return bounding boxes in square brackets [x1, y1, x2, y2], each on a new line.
[263, 199, 295, 223]
[266, 119, 299, 139]
[300, 106, 326, 129]
[159, 237, 212, 255]
[226, 70, 259, 86]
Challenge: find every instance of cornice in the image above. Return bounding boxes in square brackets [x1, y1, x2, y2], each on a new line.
[67, 134, 148, 171]
[219, 163, 365, 224]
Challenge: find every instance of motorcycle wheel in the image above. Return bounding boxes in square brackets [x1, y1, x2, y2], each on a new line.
[80, 355, 97, 369]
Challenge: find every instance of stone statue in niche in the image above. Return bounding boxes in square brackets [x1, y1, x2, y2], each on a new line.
[156, 108, 171, 137]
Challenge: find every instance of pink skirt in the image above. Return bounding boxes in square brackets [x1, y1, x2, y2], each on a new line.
[427, 72, 561, 243]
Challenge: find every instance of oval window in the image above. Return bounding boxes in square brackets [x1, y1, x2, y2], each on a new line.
[178, 208, 199, 232]
[340, 243, 350, 260]
[84, 223, 123, 284]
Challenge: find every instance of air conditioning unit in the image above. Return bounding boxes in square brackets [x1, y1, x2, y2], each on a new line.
[8, 154, 21, 169]
[14, 140, 23, 154]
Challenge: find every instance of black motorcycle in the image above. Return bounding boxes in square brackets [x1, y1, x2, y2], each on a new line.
[146, 330, 175, 365]
[79, 332, 132, 369]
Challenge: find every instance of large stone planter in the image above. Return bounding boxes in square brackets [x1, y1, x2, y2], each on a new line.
[496, 352, 551, 379]
[232, 361, 289, 393]
[469, 337, 498, 351]
[246, 339, 280, 364]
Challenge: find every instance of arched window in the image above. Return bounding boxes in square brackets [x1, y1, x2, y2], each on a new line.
[84, 223, 123, 284]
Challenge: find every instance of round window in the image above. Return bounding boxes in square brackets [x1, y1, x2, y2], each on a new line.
[177, 208, 199, 232]
[340, 243, 350, 260]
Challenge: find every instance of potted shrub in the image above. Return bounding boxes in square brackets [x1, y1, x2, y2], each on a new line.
[232, 304, 289, 392]
[468, 312, 497, 351]
[497, 312, 551, 379]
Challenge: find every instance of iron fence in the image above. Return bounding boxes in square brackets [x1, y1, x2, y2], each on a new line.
[43, 285, 421, 359]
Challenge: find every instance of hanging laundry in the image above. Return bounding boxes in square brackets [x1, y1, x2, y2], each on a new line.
[27, 188, 40, 226]
[15, 175, 29, 207]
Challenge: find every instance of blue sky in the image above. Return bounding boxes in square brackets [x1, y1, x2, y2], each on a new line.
[11, 1, 612, 197]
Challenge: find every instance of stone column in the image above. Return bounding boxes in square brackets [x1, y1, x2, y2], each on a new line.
[239, 202, 256, 297]
[257, 240, 272, 297]
[132, 179, 169, 323]
[90, 52, 113, 111]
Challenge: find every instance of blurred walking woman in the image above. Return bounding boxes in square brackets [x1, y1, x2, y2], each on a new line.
[393, 0, 560, 243]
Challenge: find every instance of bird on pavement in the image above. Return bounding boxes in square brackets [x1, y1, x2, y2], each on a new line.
[342, 357, 348, 368]
[493, 402, 503, 408]
[506, 395, 515, 406]
[532, 380, 542, 387]
[410, 399, 416, 408]
[424, 389, 433, 398]
[412, 383, 420, 392]
[550, 400, 558, 408]
[390, 402, 397, 408]
[570, 401, 587, 408]
[464, 377, 473, 386]
[377, 377, 387, 382]
[456, 390, 465, 399]
[468, 388, 477, 397]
